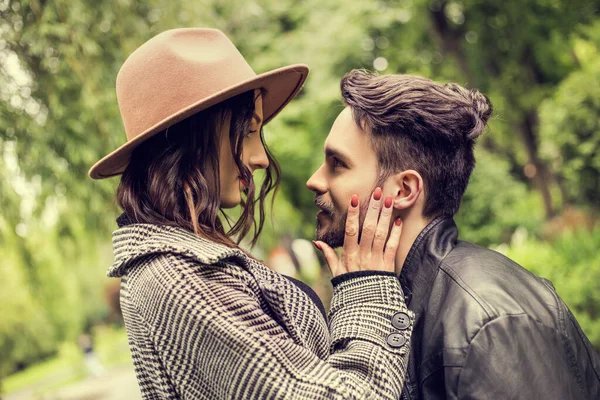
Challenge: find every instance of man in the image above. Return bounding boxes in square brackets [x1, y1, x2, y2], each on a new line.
[307, 70, 600, 399]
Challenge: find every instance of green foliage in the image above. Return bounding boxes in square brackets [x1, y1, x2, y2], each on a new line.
[539, 33, 600, 206]
[0, 247, 55, 378]
[456, 149, 544, 246]
[502, 226, 600, 349]
[0, 220, 113, 377]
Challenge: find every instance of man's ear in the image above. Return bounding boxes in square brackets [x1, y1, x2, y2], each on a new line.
[391, 170, 424, 210]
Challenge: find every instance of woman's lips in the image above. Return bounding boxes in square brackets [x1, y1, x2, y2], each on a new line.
[239, 178, 248, 187]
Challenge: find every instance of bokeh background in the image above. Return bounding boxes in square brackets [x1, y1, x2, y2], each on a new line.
[1, 0, 599, 398]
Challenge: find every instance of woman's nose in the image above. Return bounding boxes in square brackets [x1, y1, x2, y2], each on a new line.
[249, 143, 269, 171]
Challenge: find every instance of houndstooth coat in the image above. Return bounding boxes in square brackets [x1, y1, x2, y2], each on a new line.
[108, 221, 413, 399]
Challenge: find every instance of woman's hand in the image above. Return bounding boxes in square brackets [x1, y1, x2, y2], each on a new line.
[314, 187, 402, 277]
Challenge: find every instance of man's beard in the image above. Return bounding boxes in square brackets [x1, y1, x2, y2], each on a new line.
[314, 196, 369, 248]
[316, 209, 347, 248]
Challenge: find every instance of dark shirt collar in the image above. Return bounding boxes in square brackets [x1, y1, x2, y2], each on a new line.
[399, 217, 458, 314]
[116, 212, 135, 228]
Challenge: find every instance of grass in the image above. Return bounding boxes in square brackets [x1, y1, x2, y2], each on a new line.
[2, 355, 77, 394]
[2, 325, 131, 396]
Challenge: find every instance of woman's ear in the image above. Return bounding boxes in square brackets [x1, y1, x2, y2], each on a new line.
[392, 170, 424, 211]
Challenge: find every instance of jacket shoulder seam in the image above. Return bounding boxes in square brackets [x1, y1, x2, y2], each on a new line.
[438, 262, 493, 319]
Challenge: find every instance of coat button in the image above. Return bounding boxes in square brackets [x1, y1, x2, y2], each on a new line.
[386, 332, 407, 348]
[392, 311, 411, 330]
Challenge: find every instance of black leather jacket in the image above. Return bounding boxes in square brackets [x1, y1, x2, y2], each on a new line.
[399, 217, 600, 400]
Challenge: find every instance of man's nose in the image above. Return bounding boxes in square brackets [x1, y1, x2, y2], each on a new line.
[306, 165, 327, 194]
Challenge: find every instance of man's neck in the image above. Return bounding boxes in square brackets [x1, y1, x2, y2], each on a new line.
[394, 213, 431, 276]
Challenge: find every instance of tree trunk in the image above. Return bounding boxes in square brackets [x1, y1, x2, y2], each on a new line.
[430, 5, 477, 87]
[429, 3, 557, 218]
[519, 111, 555, 218]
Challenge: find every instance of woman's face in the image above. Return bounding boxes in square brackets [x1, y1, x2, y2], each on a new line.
[219, 90, 268, 208]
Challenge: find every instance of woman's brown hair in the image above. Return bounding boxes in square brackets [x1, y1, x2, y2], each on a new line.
[116, 90, 280, 248]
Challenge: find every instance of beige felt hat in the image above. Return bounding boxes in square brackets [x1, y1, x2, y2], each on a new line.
[89, 28, 309, 179]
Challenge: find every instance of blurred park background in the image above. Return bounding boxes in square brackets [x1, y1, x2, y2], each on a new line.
[1, 0, 600, 398]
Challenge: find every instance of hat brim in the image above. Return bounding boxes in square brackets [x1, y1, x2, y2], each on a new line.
[88, 64, 309, 179]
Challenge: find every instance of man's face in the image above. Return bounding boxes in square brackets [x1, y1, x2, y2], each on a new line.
[306, 107, 379, 248]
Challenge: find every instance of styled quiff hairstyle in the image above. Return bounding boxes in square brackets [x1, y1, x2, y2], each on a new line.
[341, 70, 492, 218]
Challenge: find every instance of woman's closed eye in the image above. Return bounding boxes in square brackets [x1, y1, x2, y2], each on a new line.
[244, 130, 257, 139]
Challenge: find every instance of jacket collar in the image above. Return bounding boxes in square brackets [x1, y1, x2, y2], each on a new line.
[108, 213, 246, 278]
[399, 217, 458, 314]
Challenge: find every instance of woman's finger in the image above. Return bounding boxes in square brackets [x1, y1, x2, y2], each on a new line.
[371, 195, 394, 256]
[343, 195, 360, 259]
[383, 218, 403, 271]
[359, 187, 383, 254]
[314, 240, 342, 276]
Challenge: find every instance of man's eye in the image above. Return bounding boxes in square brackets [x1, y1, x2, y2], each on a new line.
[332, 158, 345, 169]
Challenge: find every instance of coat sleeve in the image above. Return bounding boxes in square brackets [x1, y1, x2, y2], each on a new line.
[130, 255, 413, 400]
[451, 314, 588, 399]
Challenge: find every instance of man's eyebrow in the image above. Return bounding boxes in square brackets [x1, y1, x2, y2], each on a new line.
[325, 147, 353, 166]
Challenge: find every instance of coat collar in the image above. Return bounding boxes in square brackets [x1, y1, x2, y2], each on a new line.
[399, 217, 458, 314]
[108, 214, 331, 358]
[108, 214, 246, 278]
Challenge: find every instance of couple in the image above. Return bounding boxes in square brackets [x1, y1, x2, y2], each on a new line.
[89, 29, 599, 399]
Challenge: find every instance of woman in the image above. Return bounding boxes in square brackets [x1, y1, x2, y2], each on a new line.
[89, 28, 412, 399]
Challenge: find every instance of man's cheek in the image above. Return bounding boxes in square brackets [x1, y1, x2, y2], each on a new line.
[333, 196, 351, 213]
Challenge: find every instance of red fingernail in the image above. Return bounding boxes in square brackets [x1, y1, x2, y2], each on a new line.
[351, 195, 359, 208]
[312, 240, 322, 250]
[373, 187, 382, 201]
[395, 218, 402, 226]
[384, 195, 393, 208]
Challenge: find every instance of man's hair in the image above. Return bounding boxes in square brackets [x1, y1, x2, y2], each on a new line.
[341, 70, 492, 218]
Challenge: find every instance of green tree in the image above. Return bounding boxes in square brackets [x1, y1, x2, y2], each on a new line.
[538, 22, 600, 207]
[372, 0, 600, 217]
